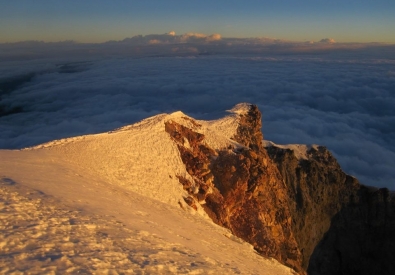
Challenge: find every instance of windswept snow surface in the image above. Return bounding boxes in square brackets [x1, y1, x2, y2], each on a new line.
[0, 109, 295, 274]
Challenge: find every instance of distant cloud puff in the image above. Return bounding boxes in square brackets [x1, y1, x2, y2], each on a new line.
[180, 33, 221, 42]
[319, 38, 336, 44]
[148, 39, 162, 44]
[207, 34, 222, 41]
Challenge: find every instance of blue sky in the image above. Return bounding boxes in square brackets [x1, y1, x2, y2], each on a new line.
[1, 0, 394, 43]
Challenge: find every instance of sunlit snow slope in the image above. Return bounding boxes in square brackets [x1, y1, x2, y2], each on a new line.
[0, 104, 295, 274]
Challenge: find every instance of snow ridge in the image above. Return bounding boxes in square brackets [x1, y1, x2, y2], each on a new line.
[0, 104, 295, 274]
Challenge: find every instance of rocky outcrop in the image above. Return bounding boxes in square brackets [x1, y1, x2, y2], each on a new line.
[165, 104, 395, 275]
[165, 120, 217, 211]
[266, 144, 395, 275]
[265, 145, 359, 270]
[207, 146, 302, 272]
[165, 105, 304, 273]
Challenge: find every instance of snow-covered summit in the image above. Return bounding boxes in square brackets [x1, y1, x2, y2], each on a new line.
[24, 104, 248, 207]
[227, 102, 252, 115]
[0, 103, 296, 274]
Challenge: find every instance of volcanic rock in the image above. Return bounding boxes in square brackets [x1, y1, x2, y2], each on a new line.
[265, 140, 395, 275]
[166, 105, 304, 273]
[166, 103, 395, 275]
[307, 185, 395, 275]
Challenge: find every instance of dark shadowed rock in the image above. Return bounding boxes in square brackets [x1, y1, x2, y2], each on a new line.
[307, 185, 395, 275]
[232, 104, 264, 151]
[266, 143, 395, 275]
[265, 145, 358, 269]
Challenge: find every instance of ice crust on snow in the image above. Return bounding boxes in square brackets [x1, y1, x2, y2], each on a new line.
[227, 102, 252, 115]
[0, 105, 295, 274]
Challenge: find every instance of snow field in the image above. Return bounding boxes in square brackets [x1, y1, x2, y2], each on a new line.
[0, 183, 234, 274]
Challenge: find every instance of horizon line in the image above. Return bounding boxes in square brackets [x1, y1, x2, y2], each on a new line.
[1, 32, 394, 46]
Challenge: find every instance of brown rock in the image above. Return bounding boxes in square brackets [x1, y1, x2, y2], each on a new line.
[266, 144, 395, 275]
[165, 106, 305, 273]
[165, 105, 395, 275]
[184, 196, 197, 211]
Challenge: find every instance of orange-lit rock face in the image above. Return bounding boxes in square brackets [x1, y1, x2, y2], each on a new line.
[166, 104, 395, 275]
[165, 106, 304, 274]
[208, 147, 302, 272]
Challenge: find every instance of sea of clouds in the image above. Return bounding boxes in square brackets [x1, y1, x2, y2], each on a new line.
[1, 33, 394, 189]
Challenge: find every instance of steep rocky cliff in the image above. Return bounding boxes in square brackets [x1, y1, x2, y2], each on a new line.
[265, 143, 395, 275]
[165, 105, 304, 273]
[165, 104, 395, 275]
[265, 144, 359, 270]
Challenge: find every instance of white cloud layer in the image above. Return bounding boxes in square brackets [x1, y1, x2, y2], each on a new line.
[1, 35, 395, 190]
[2, 32, 394, 62]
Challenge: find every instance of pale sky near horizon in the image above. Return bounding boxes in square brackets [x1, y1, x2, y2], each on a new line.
[0, 0, 394, 44]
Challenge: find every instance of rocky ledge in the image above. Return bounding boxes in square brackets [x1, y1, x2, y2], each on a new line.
[165, 104, 395, 275]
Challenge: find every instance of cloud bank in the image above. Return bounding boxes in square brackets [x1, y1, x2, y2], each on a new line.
[1, 33, 394, 190]
[2, 32, 394, 62]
